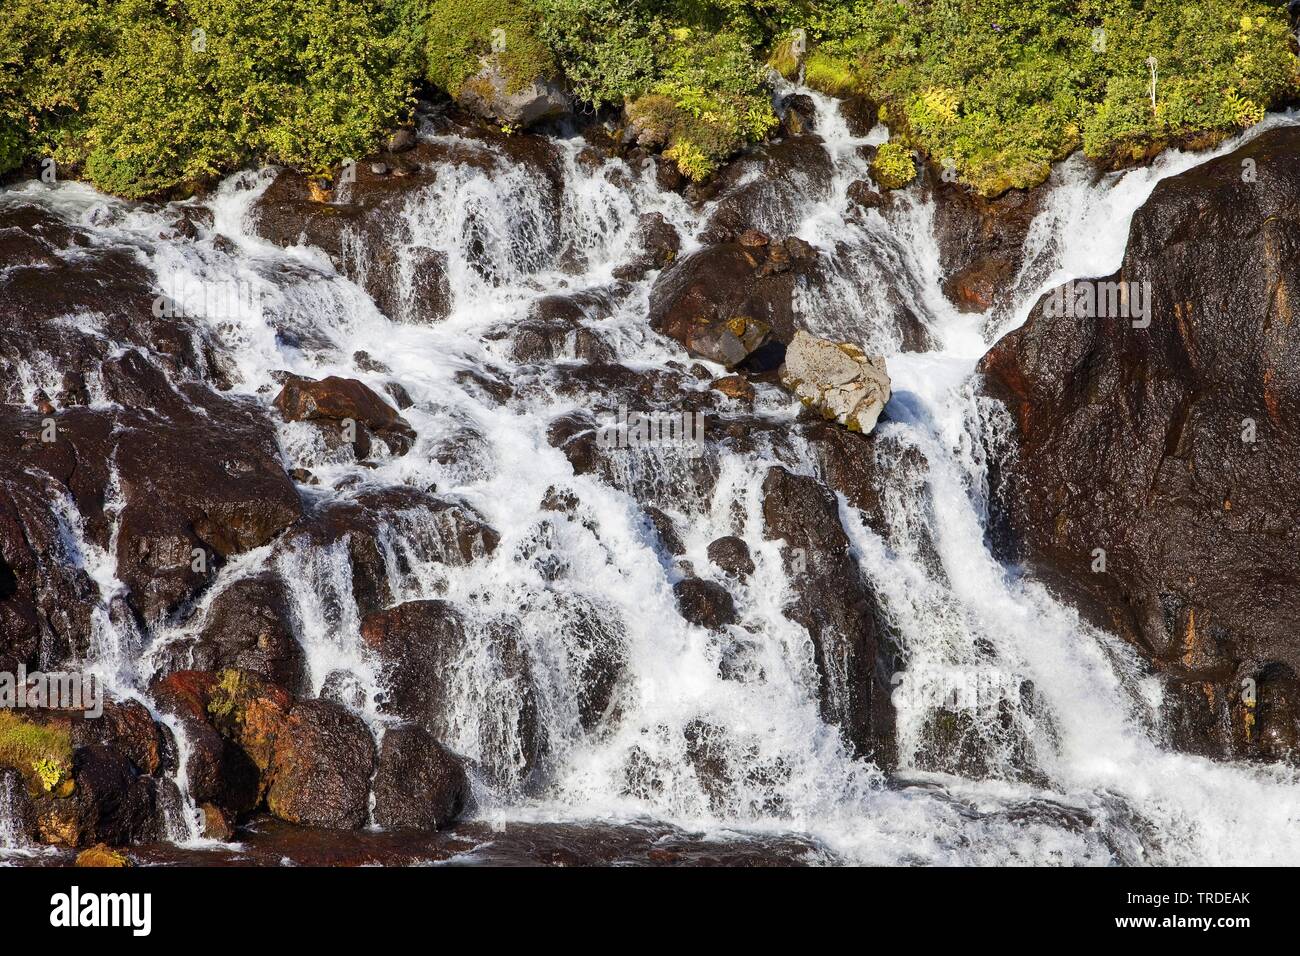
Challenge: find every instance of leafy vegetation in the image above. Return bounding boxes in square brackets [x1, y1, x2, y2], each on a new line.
[804, 0, 1299, 194]
[870, 140, 916, 188]
[0, 0, 1295, 197]
[0, 710, 73, 794]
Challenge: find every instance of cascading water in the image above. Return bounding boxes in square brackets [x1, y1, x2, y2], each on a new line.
[6, 89, 1300, 864]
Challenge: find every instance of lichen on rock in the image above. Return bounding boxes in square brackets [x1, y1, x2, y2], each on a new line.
[780, 330, 891, 435]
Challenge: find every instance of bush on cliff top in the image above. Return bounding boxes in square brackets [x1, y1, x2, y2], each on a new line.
[0, 0, 1295, 198]
[3, 0, 413, 199]
[803, 0, 1298, 195]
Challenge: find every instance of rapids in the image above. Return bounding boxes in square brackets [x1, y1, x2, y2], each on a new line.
[2, 87, 1298, 865]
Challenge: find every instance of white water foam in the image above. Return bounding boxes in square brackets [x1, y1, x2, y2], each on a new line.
[4, 98, 1299, 864]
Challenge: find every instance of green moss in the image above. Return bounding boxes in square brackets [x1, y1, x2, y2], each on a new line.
[803, 51, 862, 97]
[767, 31, 805, 80]
[0, 710, 73, 793]
[870, 140, 916, 189]
[207, 668, 245, 721]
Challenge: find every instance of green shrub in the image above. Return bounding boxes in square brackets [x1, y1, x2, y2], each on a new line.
[803, 0, 1298, 195]
[410, 0, 557, 96]
[870, 140, 916, 189]
[3, 0, 1294, 198]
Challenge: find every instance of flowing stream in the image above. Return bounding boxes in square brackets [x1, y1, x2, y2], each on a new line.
[3, 87, 1299, 864]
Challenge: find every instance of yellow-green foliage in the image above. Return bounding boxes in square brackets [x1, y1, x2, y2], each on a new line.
[207, 669, 245, 721]
[4, 0, 413, 198]
[0, 710, 73, 793]
[626, 26, 777, 181]
[4, 0, 1295, 198]
[870, 140, 916, 189]
[804, 0, 1298, 195]
[803, 50, 862, 97]
[411, 0, 558, 96]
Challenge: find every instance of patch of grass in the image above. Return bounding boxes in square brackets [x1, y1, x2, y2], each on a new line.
[0, 710, 73, 793]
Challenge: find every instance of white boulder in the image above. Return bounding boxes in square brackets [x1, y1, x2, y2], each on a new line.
[780, 329, 891, 434]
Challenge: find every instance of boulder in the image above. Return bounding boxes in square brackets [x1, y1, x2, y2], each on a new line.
[457, 61, 571, 128]
[492, 288, 617, 364]
[673, 578, 738, 630]
[612, 212, 682, 282]
[167, 572, 307, 694]
[149, 671, 261, 814]
[361, 600, 542, 790]
[707, 536, 755, 579]
[266, 699, 376, 829]
[648, 238, 820, 369]
[274, 374, 416, 457]
[780, 330, 891, 434]
[979, 126, 1300, 761]
[373, 725, 471, 830]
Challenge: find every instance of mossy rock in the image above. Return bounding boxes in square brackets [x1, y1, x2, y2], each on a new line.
[75, 843, 131, 867]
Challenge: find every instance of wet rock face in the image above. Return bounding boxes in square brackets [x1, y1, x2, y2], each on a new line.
[361, 600, 542, 791]
[281, 486, 499, 619]
[612, 213, 682, 282]
[274, 373, 416, 457]
[250, 119, 565, 325]
[0, 390, 302, 633]
[701, 138, 835, 242]
[167, 573, 308, 695]
[1, 702, 177, 849]
[931, 178, 1044, 314]
[979, 126, 1300, 761]
[761, 465, 896, 766]
[674, 578, 739, 631]
[373, 725, 471, 831]
[267, 699, 377, 829]
[493, 288, 618, 364]
[648, 236, 820, 369]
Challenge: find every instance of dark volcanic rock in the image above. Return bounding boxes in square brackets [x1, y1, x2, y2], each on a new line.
[250, 127, 565, 323]
[274, 373, 416, 457]
[170, 573, 308, 694]
[931, 179, 1044, 314]
[280, 486, 498, 618]
[707, 536, 755, 579]
[267, 699, 376, 829]
[493, 288, 618, 364]
[979, 126, 1300, 761]
[648, 238, 820, 369]
[0, 384, 303, 629]
[65, 745, 158, 846]
[701, 138, 834, 242]
[612, 213, 682, 282]
[374, 725, 471, 831]
[674, 578, 738, 630]
[761, 466, 896, 765]
[361, 600, 542, 790]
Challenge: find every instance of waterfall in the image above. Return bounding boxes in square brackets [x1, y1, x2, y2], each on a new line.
[5, 90, 1300, 864]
